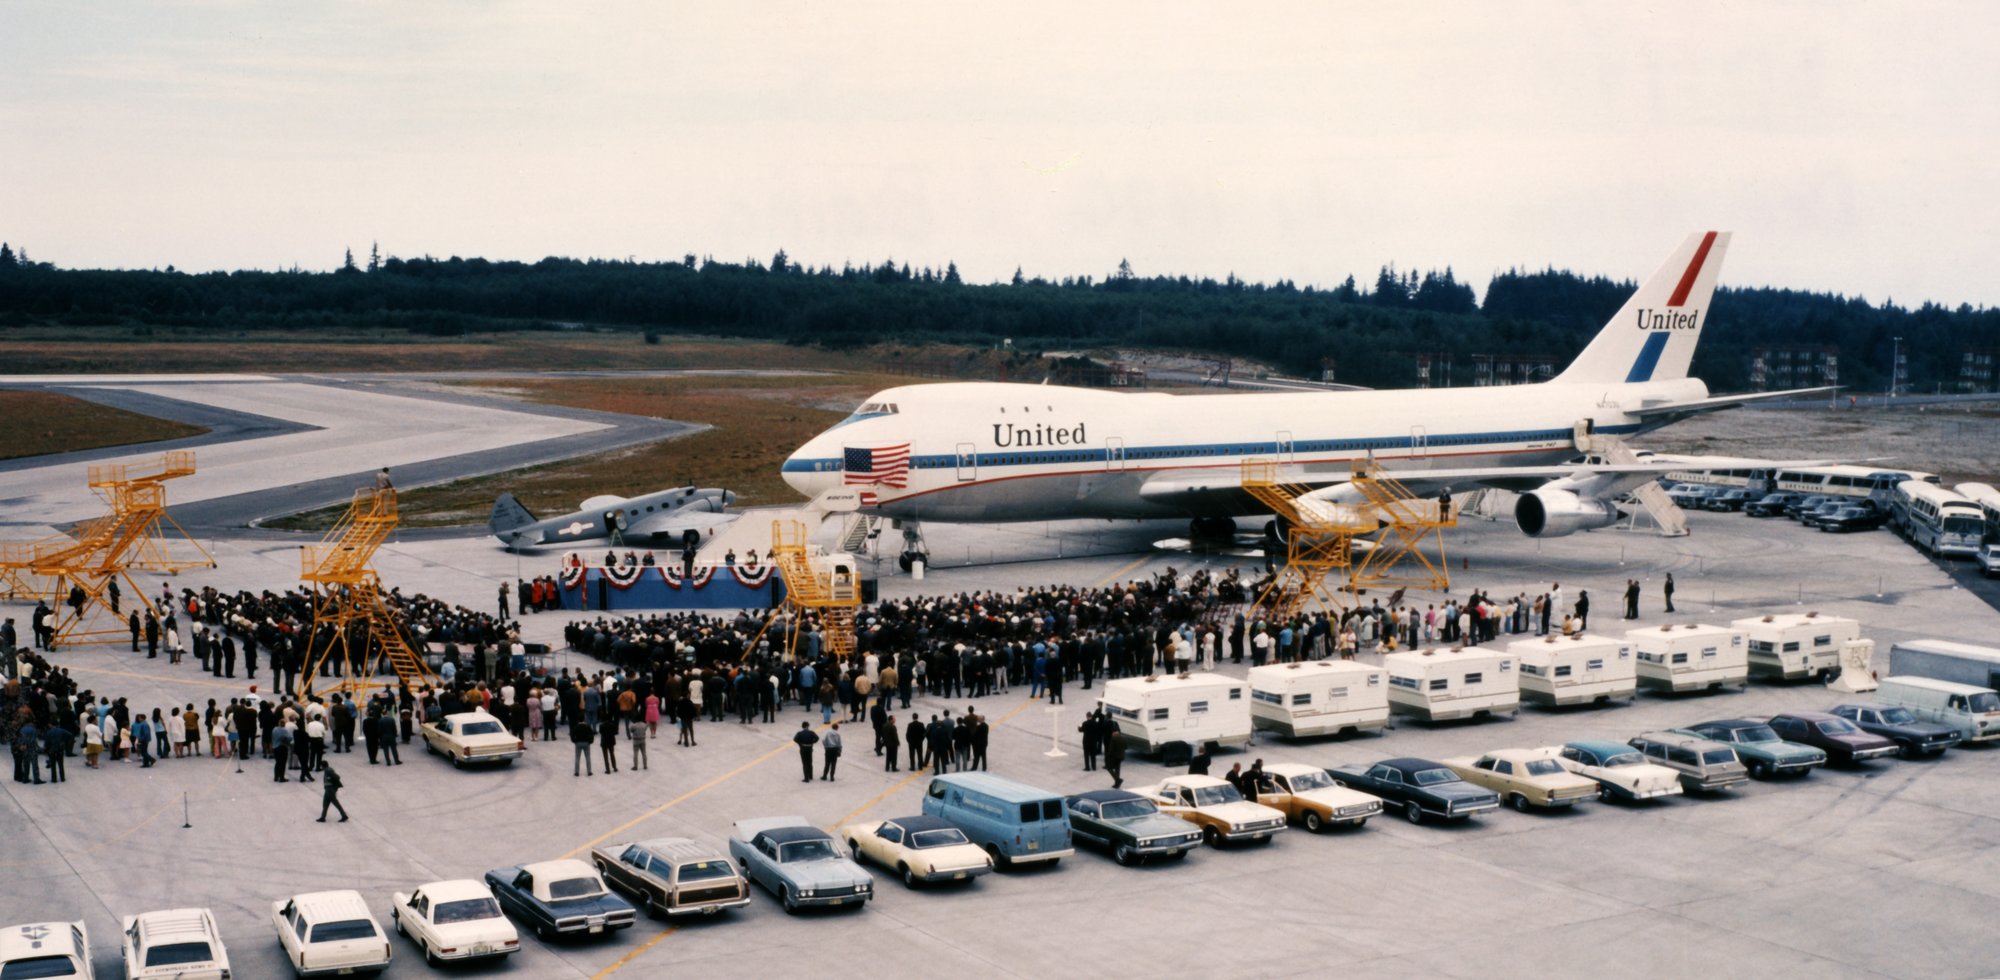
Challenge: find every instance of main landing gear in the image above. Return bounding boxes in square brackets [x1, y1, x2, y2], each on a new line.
[897, 521, 930, 572]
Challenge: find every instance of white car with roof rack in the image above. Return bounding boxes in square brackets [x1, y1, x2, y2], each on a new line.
[0, 921, 92, 979]
[121, 908, 230, 979]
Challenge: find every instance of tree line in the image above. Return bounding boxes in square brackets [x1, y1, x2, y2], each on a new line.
[1, 240, 1992, 392]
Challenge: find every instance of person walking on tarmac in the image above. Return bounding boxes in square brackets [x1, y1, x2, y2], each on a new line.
[1664, 573, 1677, 613]
[794, 721, 819, 783]
[820, 723, 842, 781]
[1078, 709, 1103, 771]
[1103, 728, 1127, 788]
[316, 765, 348, 823]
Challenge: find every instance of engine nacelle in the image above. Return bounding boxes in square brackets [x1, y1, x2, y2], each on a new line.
[1515, 488, 1621, 538]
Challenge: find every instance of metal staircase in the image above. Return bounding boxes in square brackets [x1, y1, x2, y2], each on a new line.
[297, 488, 437, 699]
[1243, 459, 1458, 623]
[1594, 439, 1689, 537]
[838, 513, 878, 556]
[762, 520, 862, 663]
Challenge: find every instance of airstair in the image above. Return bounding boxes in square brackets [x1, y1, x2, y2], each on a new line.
[838, 513, 878, 556]
[764, 519, 862, 663]
[1243, 459, 1458, 623]
[1588, 436, 1689, 537]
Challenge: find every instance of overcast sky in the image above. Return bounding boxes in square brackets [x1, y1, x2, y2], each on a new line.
[4, 2, 1996, 306]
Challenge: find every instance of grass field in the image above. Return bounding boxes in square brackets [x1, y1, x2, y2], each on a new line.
[0, 390, 209, 460]
[266, 372, 910, 530]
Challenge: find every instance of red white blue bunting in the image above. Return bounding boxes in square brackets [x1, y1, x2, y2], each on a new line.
[603, 563, 647, 590]
[730, 563, 774, 588]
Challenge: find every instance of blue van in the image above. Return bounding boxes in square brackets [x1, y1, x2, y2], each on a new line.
[921, 773, 1074, 868]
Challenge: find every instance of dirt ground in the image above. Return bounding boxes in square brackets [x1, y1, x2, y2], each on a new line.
[1634, 403, 2000, 487]
[0, 390, 208, 460]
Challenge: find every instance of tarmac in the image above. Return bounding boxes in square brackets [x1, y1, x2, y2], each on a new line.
[3, 377, 1998, 979]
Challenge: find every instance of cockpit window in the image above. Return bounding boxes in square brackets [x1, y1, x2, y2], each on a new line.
[854, 402, 899, 416]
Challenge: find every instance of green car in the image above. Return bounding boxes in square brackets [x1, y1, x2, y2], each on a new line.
[1676, 720, 1826, 778]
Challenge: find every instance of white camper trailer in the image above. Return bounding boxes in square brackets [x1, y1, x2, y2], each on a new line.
[1248, 662, 1389, 738]
[1733, 612, 1863, 681]
[1098, 673, 1253, 755]
[1381, 648, 1520, 722]
[1506, 633, 1636, 707]
[1628, 623, 1749, 693]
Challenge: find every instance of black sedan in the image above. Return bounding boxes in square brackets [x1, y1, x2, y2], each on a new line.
[1765, 712, 1899, 765]
[1819, 506, 1886, 532]
[1705, 489, 1755, 512]
[1327, 758, 1500, 825]
[1830, 703, 1961, 758]
[1786, 494, 1835, 520]
[1744, 492, 1799, 517]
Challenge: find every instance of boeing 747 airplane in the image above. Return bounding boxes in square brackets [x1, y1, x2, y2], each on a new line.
[782, 233, 1832, 567]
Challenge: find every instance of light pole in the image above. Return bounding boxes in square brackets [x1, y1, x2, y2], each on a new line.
[1890, 335, 1903, 397]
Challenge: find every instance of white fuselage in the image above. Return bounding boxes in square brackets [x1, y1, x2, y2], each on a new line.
[781, 377, 1706, 523]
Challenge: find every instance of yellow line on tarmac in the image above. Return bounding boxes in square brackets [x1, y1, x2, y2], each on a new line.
[59, 662, 250, 693]
[559, 734, 801, 861]
[833, 692, 1048, 829]
[591, 926, 678, 979]
[1091, 553, 1153, 589]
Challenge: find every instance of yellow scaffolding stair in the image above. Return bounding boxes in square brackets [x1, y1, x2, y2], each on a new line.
[0, 451, 215, 646]
[297, 488, 436, 700]
[1244, 459, 1456, 623]
[743, 519, 862, 664]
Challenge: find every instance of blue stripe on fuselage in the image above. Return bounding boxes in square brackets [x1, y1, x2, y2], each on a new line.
[1624, 332, 1671, 383]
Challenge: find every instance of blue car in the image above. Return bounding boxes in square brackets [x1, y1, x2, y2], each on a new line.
[483, 859, 635, 940]
[727, 816, 874, 914]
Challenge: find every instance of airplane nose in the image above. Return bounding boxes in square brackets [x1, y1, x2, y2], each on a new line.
[782, 452, 816, 500]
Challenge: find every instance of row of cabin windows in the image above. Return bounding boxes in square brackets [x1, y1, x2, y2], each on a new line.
[856, 433, 1533, 471]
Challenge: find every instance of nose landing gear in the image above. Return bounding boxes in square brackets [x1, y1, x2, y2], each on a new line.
[897, 521, 930, 572]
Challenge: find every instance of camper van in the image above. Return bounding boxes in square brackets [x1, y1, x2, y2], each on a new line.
[1097, 673, 1252, 755]
[1735, 612, 1862, 681]
[1381, 648, 1519, 722]
[1247, 662, 1389, 738]
[1888, 639, 2000, 691]
[1505, 634, 1635, 707]
[1628, 623, 1749, 694]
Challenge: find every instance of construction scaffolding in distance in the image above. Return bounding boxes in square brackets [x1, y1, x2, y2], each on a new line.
[1244, 458, 1456, 623]
[0, 451, 215, 646]
[297, 488, 436, 700]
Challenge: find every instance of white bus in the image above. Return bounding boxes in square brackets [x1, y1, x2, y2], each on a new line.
[1956, 482, 2000, 542]
[1892, 481, 1984, 557]
[1773, 465, 1938, 501]
[1657, 455, 1774, 491]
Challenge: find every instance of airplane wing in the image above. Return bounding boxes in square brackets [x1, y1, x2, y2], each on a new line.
[1138, 458, 1849, 507]
[1628, 386, 1839, 420]
[625, 508, 737, 541]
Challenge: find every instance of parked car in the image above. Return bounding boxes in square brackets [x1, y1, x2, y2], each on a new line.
[727, 817, 874, 913]
[1829, 702, 1962, 758]
[389, 879, 519, 965]
[419, 710, 526, 768]
[1665, 483, 1713, 507]
[841, 815, 994, 888]
[121, 908, 230, 979]
[1134, 775, 1288, 846]
[590, 837, 751, 917]
[1705, 488, 1754, 512]
[1445, 748, 1601, 812]
[1978, 543, 2000, 577]
[1744, 492, 1800, 517]
[1785, 494, 1834, 520]
[1249, 761, 1383, 831]
[482, 859, 636, 939]
[1820, 502, 1887, 532]
[1676, 719, 1826, 779]
[0, 921, 93, 980]
[1326, 757, 1502, 824]
[1627, 731, 1750, 792]
[1800, 500, 1850, 529]
[1064, 789, 1204, 865]
[1764, 711, 1899, 765]
[1553, 740, 1684, 803]
[270, 890, 392, 978]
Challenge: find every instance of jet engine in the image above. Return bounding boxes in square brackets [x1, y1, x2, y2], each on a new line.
[1514, 487, 1621, 538]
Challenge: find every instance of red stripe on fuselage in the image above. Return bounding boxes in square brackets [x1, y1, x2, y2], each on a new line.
[1666, 231, 1718, 307]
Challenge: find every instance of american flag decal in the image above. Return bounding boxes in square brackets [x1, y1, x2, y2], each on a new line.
[844, 444, 910, 489]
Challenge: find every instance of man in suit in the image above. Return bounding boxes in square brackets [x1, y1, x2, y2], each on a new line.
[793, 721, 818, 783]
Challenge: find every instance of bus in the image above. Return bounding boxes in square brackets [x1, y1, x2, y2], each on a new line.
[1772, 465, 1939, 502]
[1956, 482, 2000, 542]
[1892, 481, 1985, 557]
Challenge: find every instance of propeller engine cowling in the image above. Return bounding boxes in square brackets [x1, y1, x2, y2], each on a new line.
[1515, 488, 1620, 538]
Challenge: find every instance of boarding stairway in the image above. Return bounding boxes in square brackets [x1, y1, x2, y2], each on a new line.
[838, 513, 879, 556]
[1589, 437, 1690, 537]
[770, 520, 861, 662]
[1242, 460, 1374, 623]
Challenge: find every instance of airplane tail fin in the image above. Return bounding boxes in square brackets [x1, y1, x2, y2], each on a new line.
[489, 493, 536, 534]
[1552, 231, 1731, 385]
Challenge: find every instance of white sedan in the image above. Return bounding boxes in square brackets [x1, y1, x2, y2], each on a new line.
[390, 879, 520, 965]
[1554, 741, 1685, 803]
[419, 710, 526, 768]
[839, 815, 994, 887]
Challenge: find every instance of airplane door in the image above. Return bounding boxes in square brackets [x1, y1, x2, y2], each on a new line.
[1276, 430, 1295, 464]
[1410, 425, 1428, 459]
[1105, 437, 1126, 471]
[955, 442, 977, 482]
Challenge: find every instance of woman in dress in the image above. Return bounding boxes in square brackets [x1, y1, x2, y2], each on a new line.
[644, 692, 661, 737]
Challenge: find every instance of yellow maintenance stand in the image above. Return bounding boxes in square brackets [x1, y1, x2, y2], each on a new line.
[1243, 458, 1456, 622]
[0, 451, 215, 646]
[297, 488, 437, 700]
[743, 519, 862, 663]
